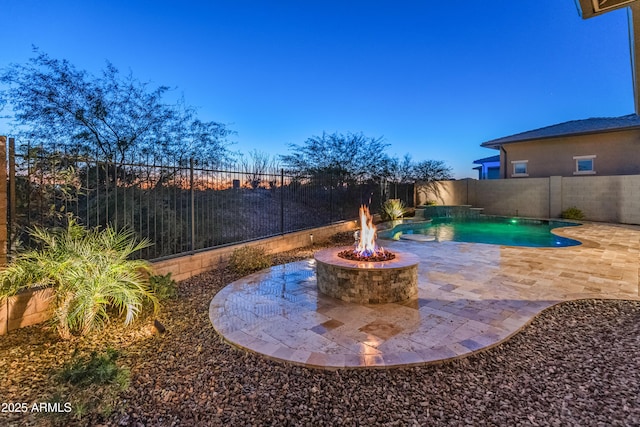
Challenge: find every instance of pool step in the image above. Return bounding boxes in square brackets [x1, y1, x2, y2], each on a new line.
[400, 234, 436, 242]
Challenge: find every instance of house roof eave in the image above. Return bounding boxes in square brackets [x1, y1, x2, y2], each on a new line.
[481, 116, 640, 149]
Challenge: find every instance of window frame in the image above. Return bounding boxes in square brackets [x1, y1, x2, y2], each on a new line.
[573, 155, 596, 175]
[510, 160, 529, 177]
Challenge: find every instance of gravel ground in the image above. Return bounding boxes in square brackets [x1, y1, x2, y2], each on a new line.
[1, 237, 639, 426]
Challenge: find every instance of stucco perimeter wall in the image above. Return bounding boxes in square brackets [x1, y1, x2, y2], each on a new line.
[417, 175, 640, 225]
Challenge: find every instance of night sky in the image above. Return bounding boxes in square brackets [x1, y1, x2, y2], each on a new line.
[0, 0, 634, 177]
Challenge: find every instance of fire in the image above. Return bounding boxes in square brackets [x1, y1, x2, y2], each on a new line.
[355, 205, 381, 257]
[338, 204, 395, 262]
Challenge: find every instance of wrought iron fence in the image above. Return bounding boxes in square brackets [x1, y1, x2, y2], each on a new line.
[10, 147, 414, 260]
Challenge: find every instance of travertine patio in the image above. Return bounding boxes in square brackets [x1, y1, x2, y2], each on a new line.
[209, 222, 639, 368]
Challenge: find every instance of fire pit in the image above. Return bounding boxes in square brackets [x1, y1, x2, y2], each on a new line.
[315, 206, 419, 304]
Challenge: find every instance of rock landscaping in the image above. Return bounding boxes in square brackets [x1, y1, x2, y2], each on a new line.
[1, 237, 639, 426]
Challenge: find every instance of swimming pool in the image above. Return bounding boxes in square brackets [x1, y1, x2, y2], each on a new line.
[378, 216, 582, 247]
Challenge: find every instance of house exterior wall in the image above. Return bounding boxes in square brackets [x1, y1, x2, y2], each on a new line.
[418, 175, 640, 225]
[486, 166, 500, 179]
[498, 129, 640, 178]
[481, 163, 500, 179]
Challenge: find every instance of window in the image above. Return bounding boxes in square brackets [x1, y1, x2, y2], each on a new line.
[573, 155, 596, 175]
[511, 160, 528, 177]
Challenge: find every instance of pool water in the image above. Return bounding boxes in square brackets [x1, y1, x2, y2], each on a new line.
[378, 217, 581, 247]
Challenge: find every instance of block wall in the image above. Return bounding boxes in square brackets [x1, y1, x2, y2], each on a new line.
[473, 178, 550, 218]
[417, 175, 640, 224]
[416, 180, 469, 205]
[153, 220, 357, 282]
[561, 175, 640, 223]
[0, 288, 55, 335]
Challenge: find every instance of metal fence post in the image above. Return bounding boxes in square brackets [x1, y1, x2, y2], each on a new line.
[8, 138, 15, 257]
[0, 136, 7, 266]
[329, 173, 333, 224]
[280, 168, 284, 234]
[190, 157, 195, 253]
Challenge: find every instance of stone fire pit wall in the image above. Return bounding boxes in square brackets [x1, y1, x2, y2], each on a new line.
[314, 247, 419, 304]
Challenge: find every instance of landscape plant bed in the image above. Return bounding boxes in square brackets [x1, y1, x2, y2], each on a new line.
[1, 235, 639, 426]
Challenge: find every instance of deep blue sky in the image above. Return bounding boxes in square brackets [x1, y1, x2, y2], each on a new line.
[0, 1, 634, 178]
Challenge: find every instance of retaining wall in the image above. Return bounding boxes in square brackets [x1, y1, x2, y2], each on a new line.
[153, 220, 357, 282]
[0, 288, 54, 335]
[0, 220, 357, 335]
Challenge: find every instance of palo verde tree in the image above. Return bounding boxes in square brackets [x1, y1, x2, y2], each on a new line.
[0, 49, 233, 167]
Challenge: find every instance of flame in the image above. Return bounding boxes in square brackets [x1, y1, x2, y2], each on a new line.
[354, 205, 384, 257]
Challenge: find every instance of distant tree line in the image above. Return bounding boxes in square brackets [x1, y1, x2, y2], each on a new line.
[280, 132, 452, 187]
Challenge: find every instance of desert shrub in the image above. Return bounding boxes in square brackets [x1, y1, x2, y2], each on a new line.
[228, 246, 271, 275]
[148, 272, 178, 300]
[0, 218, 158, 339]
[380, 199, 408, 221]
[561, 207, 585, 220]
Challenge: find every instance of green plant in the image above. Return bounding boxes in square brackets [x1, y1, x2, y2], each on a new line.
[59, 348, 127, 387]
[228, 246, 271, 275]
[561, 207, 585, 220]
[380, 199, 408, 221]
[425, 199, 438, 206]
[0, 218, 158, 339]
[53, 348, 130, 421]
[148, 272, 178, 300]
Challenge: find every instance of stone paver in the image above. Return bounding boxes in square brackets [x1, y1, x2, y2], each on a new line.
[209, 222, 640, 368]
